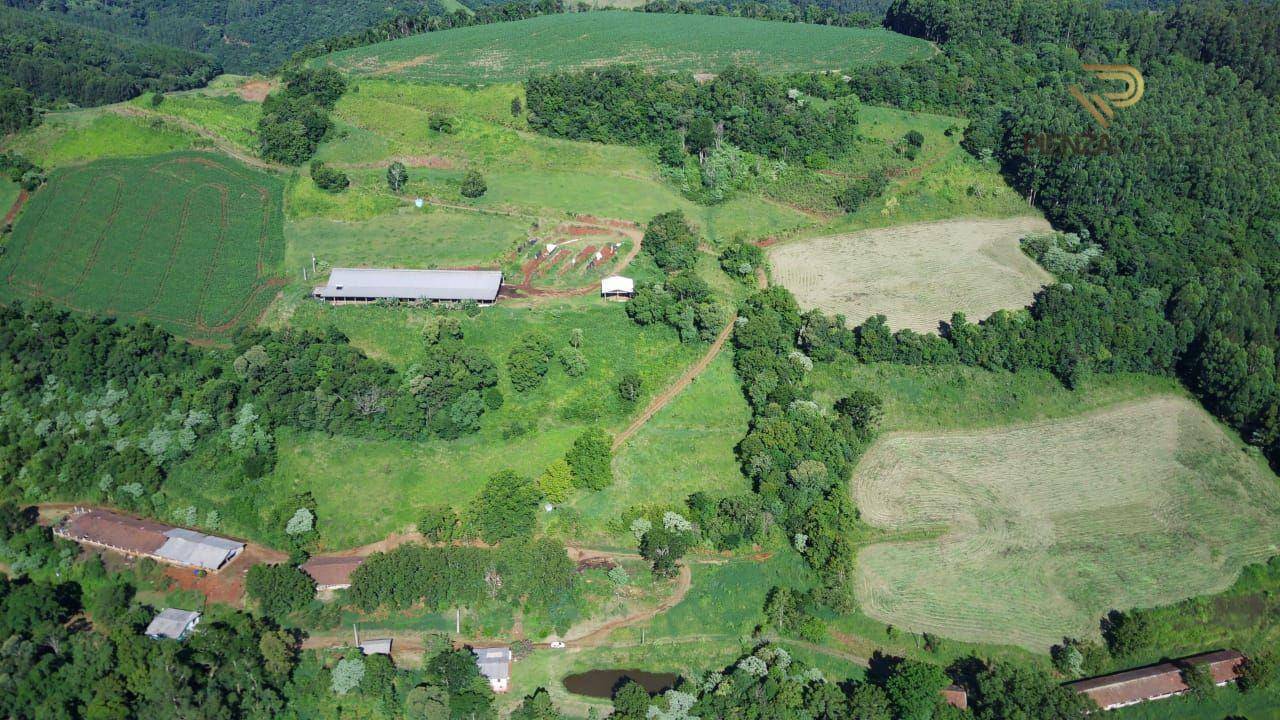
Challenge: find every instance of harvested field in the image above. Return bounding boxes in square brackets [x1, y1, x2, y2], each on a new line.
[853, 396, 1280, 650]
[769, 216, 1052, 331]
[0, 152, 285, 341]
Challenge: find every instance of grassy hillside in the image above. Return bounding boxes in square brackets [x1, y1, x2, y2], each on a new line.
[316, 11, 933, 83]
[0, 152, 285, 341]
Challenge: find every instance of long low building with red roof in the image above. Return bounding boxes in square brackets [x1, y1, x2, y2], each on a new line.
[1066, 650, 1245, 711]
[54, 508, 244, 571]
[300, 555, 365, 591]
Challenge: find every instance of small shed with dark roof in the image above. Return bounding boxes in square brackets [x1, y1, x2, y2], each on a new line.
[301, 556, 365, 591]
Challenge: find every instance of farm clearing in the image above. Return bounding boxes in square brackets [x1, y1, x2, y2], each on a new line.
[314, 12, 933, 83]
[0, 152, 285, 341]
[769, 216, 1053, 331]
[852, 395, 1280, 650]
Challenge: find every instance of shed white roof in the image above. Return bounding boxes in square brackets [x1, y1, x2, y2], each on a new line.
[601, 275, 635, 294]
[475, 646, 512, 680]
[316, 268, 503, 301]
[155, 528, 244, 570]
[145, 608, 200, 640]
[360, 638, 393, 655]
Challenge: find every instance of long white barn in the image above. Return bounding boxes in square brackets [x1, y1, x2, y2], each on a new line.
[313, 268, 503, 305]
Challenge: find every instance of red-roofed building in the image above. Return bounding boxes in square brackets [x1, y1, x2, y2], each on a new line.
[1066, 650, 1245, 711]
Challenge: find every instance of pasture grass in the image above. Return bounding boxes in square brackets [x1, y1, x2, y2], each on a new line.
[575, 351, 750, 542]
[316, 11, 933, 83]
[851, 395, 1280, 651]
[0, 152, 284, 341]
[0, 178, 19, 216]
[5, 110, 195, 167]
[256, 295, 706, 547]
[285, 205, 527, 272]
[135, 91, 261, 151]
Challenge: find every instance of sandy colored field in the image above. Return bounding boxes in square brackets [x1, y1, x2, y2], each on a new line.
[853, 396, 1280, 651]
[769, 216, 1053, 331]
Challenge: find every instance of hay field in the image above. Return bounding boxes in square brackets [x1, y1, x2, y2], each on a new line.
[0, 152, 284, 340]
[769, 216, 1053, 331]
[316, 12, 932, 83]
[853, 396, 1280, 650]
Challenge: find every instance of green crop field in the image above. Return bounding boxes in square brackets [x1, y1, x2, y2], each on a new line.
[852, 395, 1280, 651]
[0, 152, 285, 340]
[316, 11, 933, 83]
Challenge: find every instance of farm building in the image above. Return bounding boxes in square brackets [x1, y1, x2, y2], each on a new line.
[1066, 649, 1245, 711]
[313, 268, 503, 305]
[301, 555, 364, 591]
[145, 608, 201, 640]
[941, 685, 967, 710]
[473, 646, 512, 693]
[359, 638, 393, 656]
[55, 508, 244, 571]
[601, 275, 635, 301]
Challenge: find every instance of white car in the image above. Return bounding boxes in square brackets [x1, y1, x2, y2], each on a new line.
[549, 641, 566, 649]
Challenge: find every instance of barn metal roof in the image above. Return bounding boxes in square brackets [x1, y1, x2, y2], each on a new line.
[145, 608, 200, 640]
[359, 638, 393, 655]
[155, 528, 244, 570]
[474, 646, 512, 680]
[315, 268, 503, 301]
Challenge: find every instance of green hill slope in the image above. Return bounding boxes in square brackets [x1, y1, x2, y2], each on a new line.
[316, 11, 934, 83]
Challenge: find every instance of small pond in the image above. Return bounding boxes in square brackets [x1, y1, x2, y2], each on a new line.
[562, 669, 680, 699]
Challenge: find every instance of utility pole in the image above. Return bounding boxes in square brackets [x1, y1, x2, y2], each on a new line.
[456, 608, 461, 634]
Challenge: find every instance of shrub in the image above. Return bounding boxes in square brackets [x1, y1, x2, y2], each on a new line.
[460, 170, 487, 198]
[417, 506, 459, 542]
[566, 428, 613, 490]
[310, 161, 349, 192]
[616, 372, 643, 404]
[835, 169, 889, 213]
[330, 657, 365, 695]
[386, 161, 408, 192]
[428, 114, 455, 133]
[245, 564, 314, 618]
[537, 459, 575, 503]
[469, 470, 539, 542]
[558, 347, 588, 377]
[507, 332, 554, 392]
[642, 211, 699, 272]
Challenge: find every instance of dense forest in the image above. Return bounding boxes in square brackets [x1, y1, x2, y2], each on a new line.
[0, 6, 217, 110]
[1, 0, 436, 73]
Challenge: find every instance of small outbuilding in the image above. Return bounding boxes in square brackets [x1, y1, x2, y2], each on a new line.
[601, 275, 635, 301]
[474, 646, 512, 693]
[301, 556, 365, 591]
[145, 608, 201, 641]
[359, 638, 393, 656]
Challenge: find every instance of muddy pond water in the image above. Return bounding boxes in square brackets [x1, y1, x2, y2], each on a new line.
[561, 669, 679, 699]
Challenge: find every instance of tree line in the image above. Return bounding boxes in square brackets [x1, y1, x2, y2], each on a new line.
[0, 302, 500, 548]
[0, 5, 217, 118]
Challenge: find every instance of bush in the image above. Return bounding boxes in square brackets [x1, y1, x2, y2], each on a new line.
[386, 161, 408, 192]
[835, 169, 889, 213]
[310, 161, 349, 192]
[616, 372, 643, 404]
[507, 332, 554, 392]
[245, 564, 315, 618]
[566, 428, 613, 490]
[417, 506, 460, 542]
[641, 211, 699, 272]
[719, 241, 766, 282]
[469, 470, 539, 542]
[150, 92, 165, 107]
[428, 114, 455, 134]
[558, 347, 588, 377]
[460, 170, 487, 198]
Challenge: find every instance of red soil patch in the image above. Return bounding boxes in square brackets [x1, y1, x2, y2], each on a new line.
[3, 189, 28, 226]
[573, 245, 598, 265]
[575, 214, 639, 230]
[236, 80, 273, 103]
